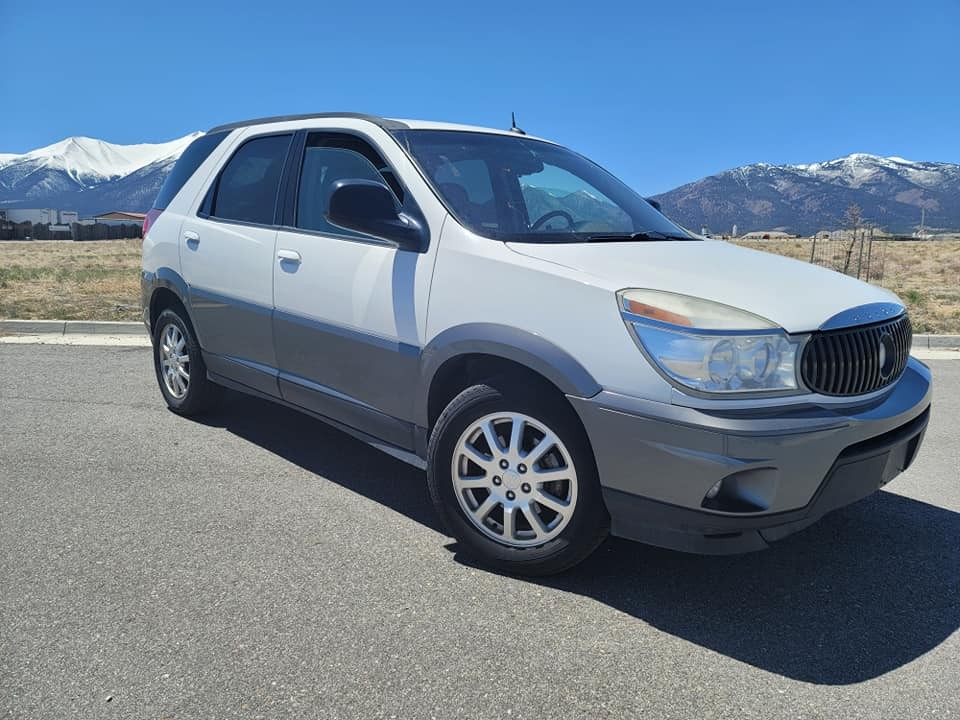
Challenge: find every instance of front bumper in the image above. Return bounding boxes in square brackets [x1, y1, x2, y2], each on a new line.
[569, 357, 932, 554]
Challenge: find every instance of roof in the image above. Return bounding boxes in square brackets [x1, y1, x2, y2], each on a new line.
[207, 113, 546, 141]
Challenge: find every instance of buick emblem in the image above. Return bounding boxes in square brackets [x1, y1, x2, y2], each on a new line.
[878, 332, 896, 379]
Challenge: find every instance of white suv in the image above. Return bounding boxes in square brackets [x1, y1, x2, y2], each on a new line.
[142, 113, 931, 575]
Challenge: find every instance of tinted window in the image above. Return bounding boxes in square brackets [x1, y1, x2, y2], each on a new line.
[153, 131, 228, 210]
[395, 129, 691, 243]
[211, 134, 292, 225]
[295, 133, 403, 235]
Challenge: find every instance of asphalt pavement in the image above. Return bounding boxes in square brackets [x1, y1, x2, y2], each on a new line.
[1, 344, 957, 719]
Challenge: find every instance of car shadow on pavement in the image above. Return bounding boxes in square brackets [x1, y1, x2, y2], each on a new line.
[199, 390, 960, 687]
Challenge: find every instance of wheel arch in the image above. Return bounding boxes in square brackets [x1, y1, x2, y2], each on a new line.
[143, 267, 195, 335]
[418, 323, 602, 431]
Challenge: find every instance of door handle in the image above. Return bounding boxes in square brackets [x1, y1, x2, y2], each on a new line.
[183, 230, 200, 246]
[277, 249, 302, 263]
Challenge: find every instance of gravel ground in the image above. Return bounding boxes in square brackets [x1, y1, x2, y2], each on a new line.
[1, 345, 957, 719]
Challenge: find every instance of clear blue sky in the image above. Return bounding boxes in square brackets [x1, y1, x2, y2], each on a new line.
[1, 0, 956, 194]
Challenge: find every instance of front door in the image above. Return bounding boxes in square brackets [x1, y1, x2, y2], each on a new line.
[272, 130, 431, 448]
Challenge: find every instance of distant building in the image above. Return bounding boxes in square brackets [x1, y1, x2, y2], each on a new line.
[3, 208, 59, 224]
[741, 230, 794, 240]
[94, 211, 147, 222]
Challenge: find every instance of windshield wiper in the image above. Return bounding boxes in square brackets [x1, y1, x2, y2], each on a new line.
[584, 231, 691, 242]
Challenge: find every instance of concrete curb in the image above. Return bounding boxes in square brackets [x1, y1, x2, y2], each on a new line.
[0, 320, 146, 336]
[913, 334, 960, 349]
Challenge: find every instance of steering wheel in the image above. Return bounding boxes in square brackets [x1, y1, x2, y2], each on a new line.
[530, 210, 576, 230]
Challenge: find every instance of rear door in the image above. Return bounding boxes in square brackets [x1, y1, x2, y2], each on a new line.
[179, 131, 293, 395]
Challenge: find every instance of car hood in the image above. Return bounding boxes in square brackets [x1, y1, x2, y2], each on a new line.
[505, 239, 902, 334]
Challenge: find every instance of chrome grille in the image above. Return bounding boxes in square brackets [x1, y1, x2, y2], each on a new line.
[801, 314, 912, 396]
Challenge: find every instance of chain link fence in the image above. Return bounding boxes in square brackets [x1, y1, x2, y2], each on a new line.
[808, 234, 886, 283]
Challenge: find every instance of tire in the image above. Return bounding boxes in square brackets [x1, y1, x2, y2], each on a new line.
[152, 308, 222, 416]
[427, 382, 609, 576]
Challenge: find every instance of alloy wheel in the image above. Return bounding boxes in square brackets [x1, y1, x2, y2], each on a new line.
[451, 412, 579, 547]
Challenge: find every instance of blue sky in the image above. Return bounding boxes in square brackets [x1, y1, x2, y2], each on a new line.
[1, 0, 957, 194]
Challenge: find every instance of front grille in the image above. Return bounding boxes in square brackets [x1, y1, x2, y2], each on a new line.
[801, 314, 912, 396]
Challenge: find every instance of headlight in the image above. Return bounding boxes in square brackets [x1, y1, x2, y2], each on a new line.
[618, 289, 803, 394]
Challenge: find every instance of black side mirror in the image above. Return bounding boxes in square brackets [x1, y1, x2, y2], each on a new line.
[327, 179, 426, 251]
[645, 197, 662, 213]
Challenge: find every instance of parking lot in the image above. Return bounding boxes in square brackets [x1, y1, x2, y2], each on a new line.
[1, 343, 957, 719]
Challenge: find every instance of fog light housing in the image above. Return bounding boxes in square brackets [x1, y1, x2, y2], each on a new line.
[701, 468, 779, 512]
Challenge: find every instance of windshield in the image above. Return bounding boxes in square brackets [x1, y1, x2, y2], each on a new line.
[393, 129, 693, 243]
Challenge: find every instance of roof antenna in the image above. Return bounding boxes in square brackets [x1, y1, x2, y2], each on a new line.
[509, 111, 526, 135]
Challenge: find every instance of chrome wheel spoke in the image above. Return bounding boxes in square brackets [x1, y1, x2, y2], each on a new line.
[462, 443, 495, 472]
[507, 418, 524, 460]
[534, 489, 569, 515]
[455, 475, 490, 490]
[480, 420, 502, 457]
[502, 505, 517, 541]
[472, 494, 498, 522]
[534, 467, 571, 482]
[525, 432, 557, 466]
[521, 504, 547, 540]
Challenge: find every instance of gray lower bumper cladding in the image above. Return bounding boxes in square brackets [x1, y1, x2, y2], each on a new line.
[571, 359, 932, 555]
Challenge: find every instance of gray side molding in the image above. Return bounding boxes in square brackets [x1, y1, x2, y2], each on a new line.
[416, 323, 602, 426]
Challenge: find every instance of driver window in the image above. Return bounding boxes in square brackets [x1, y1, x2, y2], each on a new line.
[295, 133, 403, 236]
[520, 164, 632, 233]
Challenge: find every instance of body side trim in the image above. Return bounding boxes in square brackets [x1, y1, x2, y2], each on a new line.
[273, 308, 420, 356]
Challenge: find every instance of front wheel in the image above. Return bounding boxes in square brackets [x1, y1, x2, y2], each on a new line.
[427, 383, 609, 576]
[152, 308, 221, 416]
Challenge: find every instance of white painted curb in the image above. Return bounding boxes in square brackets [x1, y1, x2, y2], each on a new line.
[0, 320, 146, 336]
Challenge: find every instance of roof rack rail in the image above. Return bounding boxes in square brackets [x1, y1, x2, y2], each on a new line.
[207, 112, 409, 133]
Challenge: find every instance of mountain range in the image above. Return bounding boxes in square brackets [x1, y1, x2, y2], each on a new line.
[2, 134, 958, 235]
[651, 154, 960, 235]
[0, 134, 201, 217]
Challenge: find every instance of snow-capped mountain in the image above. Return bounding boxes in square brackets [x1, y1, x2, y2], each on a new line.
[0, 133, 201, 215]
[652, 153, 960, 235]
[2, 135, 959, 234]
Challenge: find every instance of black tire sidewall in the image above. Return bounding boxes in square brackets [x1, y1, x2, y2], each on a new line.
[152, 308, 211, 415]
[427, 383, 608, 574]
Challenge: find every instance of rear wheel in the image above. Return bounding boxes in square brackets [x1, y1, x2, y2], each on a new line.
[427, 382, 608, 575]
[152, 308, 221, 416]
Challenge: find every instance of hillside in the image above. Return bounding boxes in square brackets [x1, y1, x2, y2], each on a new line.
[652, 154, 960, 235]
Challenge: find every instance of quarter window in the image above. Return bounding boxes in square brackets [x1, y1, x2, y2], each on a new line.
[295, 133, 403, 235]
[210, 134, 292, 225]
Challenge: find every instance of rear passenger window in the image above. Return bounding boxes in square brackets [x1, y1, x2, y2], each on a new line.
[211, 134, 291, 225]
[295, 133, 403, 235]
[154, 131, 228, 211]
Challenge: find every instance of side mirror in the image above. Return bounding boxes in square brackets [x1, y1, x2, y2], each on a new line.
[645, 197, 662, 213]
[327, 179, 426, 251]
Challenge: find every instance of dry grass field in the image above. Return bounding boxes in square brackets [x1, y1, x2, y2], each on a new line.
[0, 240, 142, 321]
[1, 238, 958, 332]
